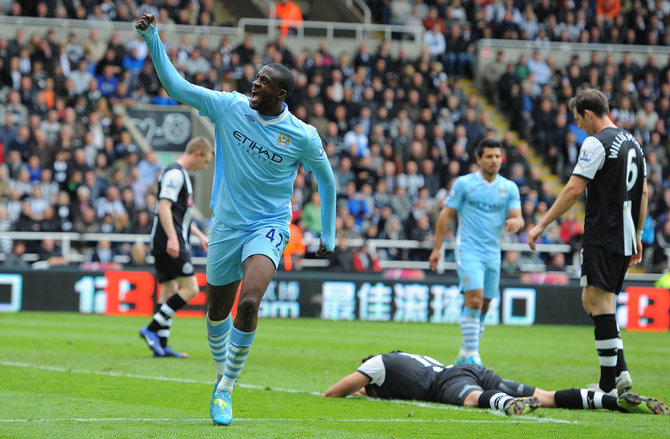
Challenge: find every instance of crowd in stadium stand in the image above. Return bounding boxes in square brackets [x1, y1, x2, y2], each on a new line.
[1, 0, 670, 273]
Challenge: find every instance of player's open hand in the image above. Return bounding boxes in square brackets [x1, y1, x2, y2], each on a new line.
[629, 239, 643, 266]
[527, 223, 545, 251]
[428, 249, 440, 271]
[316, 240, 334, 257]
[135, 13, 157, 31]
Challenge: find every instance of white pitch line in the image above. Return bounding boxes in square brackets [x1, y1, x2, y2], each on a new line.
[0, 360, 576, 425]
[0, 360, 322, 395]
[0, 417, 571, 424]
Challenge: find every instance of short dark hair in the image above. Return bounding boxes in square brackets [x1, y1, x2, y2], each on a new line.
[568, 88, 609, 117]
[475, 138, 502, 158]
[265, 63, 295, 97]
[361, 354, 380, 364]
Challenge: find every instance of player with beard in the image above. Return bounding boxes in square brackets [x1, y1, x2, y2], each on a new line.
[430, 139, 523, 366]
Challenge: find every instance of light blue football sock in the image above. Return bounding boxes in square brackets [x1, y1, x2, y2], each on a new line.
[217, 325, 256, 393]
[207, 314, 232, 382]
[460, 306, 482, 355]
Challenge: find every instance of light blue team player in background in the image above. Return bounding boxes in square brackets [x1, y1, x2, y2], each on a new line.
[135, 14, 336, 425]
[430, 138, 523, 366]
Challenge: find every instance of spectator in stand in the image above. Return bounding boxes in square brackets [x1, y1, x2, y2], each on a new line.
[35, 238, 67, 267]
[94, 185, 125, 219]
[127, 241, 150, 268]
[273, 0, 303, 36]
[86, 238, 117, 264]
[423, 6, 446, 33]
[282, 219, 306, 271]
[482, 51, 507, 103]
[352, 241, 381, 272]
[502, 250, 521, 275]
[545, 252, 567, 272]
[653, 219, 670, 271]
[560, 211, 583, 245]
[302, 191, 322, 236]
[423, 23, 446, 62]
[2, 240, 29, 269]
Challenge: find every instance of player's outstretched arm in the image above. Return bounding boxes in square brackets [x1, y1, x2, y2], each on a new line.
[135, 13, 207, 110]
[324, 372, 370, 397]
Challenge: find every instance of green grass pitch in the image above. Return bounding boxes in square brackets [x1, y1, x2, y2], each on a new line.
[1, 312, 669, 438]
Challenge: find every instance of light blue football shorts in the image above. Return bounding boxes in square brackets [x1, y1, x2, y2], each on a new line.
[206, 222, 289, 286]
[456, 251, 501, 299]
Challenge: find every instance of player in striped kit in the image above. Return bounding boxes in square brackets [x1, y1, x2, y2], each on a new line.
[139, 137, 213, 358]
[528, 89, 648, 397]
[325, 350, 669, 416]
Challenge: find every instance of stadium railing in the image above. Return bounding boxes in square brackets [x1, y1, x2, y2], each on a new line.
[474, 38, 670, 89]
[0, 230, 565, 270]
[238, 17, 423, 41]
[2, 232, 662, 281]
[254, 0, 372, 24]
[0, 14, 423, 46]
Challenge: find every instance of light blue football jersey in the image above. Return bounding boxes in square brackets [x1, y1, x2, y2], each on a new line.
[445, 171, 521, 261]
[199, 91, 326, 231]
[138, 24, 336, 249]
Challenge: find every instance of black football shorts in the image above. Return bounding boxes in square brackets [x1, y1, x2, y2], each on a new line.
[153, 252, 195, 283]
[580, 245, 631, 294]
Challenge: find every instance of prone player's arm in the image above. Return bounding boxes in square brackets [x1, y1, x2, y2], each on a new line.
[158, 198, 179, 258]
[429, 206, 456, 271]
[135, 15, 208, 110]
[324, 372, 371, 397]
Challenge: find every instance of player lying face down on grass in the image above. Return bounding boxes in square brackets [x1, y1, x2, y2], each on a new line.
[324, 351, 669, 416]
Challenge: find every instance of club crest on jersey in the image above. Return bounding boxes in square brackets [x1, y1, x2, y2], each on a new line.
[245, 114, 255, 122]
[579, 149, 591, 162]
[276, 133, 290, 149]
[498, 188, 506, 197]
